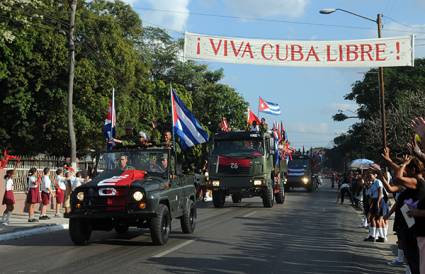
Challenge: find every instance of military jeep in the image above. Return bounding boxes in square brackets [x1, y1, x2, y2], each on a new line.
[207, 131, 285, 208]
[65, 147, 197, 246]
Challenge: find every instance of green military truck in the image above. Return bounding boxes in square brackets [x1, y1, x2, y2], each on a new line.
[207, 131, 285, 208]
[65, 147, 197, 246]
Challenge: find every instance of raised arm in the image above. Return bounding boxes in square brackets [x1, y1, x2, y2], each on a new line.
[379, 172, 401, 193]
[395, 155, 418, 189]
[381, 147, 400, 172]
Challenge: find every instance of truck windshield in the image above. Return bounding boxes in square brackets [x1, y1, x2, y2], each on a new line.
[96, 151, 169, 176]
[213, 140, 264, 156]
[288, 159, 309, 169]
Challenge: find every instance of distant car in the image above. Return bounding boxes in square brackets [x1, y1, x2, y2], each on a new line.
[65, 147, 197, 245]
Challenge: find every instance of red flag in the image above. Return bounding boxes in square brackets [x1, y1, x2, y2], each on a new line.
[219, 117, 230, 132]
[247, 109, 260, 125]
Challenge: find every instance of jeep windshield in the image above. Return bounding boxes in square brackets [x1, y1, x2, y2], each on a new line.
[212, 140, 264, 157]
[95, 150, 169, 177]
[288, 159, 309, 169]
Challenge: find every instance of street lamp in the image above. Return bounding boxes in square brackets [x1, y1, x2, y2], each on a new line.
[319, 8, 387, 149]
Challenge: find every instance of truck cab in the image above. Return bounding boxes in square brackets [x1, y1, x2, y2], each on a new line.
[286, 155, 314, 192]
[207, 131, 285, 208]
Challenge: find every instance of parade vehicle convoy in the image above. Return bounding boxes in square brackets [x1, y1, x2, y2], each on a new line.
[286, 155, 315, 192]
[65, 147, 197, 246]
[207, 131, 285, 208]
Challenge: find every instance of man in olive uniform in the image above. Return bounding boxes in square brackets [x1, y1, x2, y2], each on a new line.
[118, 155, 134, 171]
[114, 125, 138, 146]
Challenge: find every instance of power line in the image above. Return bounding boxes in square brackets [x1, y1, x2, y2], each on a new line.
[135, 7, 425, 35]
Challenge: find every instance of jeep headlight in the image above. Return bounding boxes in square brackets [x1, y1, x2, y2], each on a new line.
[212, 180, 220, 187]
[253, 180, 263, 186]
[133, 191, 144, 201]
[77, 192, 84, 201]
[301, 177, 309, 184]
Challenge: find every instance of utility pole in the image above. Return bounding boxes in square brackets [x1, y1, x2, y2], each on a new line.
[377, 14, 387, 149]
[67, 0, 77, 169]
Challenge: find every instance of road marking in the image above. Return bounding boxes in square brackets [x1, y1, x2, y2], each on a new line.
[152, 239, 195, 258]
[242, 211, 256, 218]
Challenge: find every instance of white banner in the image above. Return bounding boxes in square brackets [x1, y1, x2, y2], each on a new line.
[184, 32, 414, 67]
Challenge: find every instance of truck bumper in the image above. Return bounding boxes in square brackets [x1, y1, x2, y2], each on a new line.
[206, 176, 269, 196]
[65, 209, 157, 219]
[286, 176, 312, 188]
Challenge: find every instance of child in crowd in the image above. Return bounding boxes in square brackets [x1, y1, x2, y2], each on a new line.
[1, 170, 15, 225]
[40, 167, 53, 220]
[64, 170, 72, 214]
[54, 168, 66, 217]
[72, 171, 83, 191]
[26, 167, 40, 222]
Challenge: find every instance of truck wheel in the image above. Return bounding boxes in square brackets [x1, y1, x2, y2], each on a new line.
[262, 187, 274, 208]
[275, 189, 285, 204]
[212, 190, 225, 208]
[181, 200, 196, 234]
[69, 218, 92, 246]
[231, 193, 242, 203]
[150, 204, 171, 245]
[115, 223, 129, 234]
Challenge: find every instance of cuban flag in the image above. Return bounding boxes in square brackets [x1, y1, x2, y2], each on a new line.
[259, 97, 281, 115]
[171, 89, 209, 149]
[104, 88, 116, 151]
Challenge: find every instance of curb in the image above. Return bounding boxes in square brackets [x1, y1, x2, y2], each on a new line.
[0, 223, 69, 242]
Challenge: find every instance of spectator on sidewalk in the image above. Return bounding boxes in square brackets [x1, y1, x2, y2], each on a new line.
[1, 170, 15, 226]
[71, 171, 83, 191]
[54, 168, 66, 217]
[26, 168, 40, 222]
[336, 174, 353, 205]
[40, 167, 53, 220]
[364, 170, 388, 242]
[64, 170, 72, 214]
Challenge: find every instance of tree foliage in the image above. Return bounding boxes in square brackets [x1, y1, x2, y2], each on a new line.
[0, 0, 248, 163]
[325, 59, 425, 171]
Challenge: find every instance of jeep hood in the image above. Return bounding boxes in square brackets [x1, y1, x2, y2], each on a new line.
[85, 169, 147, 188]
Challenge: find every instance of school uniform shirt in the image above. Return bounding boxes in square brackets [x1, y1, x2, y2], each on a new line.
[71, 177, 82, 191]
[41, 175, 52, 193]
[369, 179, 383, 199]
[340, 183, 350, 190]
[5, 178, 13, 191]
[28, 176, 38, 188]
[56, 175, 67, 191]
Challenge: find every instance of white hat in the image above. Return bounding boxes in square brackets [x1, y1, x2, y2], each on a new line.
[138, 131, 147, 139]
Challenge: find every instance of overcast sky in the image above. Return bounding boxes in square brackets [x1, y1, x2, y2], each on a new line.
[122, 0, 425, 148]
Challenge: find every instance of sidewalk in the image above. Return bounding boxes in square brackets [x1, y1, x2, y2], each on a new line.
[0, 210, 69, 242]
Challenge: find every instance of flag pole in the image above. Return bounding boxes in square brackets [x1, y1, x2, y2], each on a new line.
[170, 84, 178, 175]
[257, 96, 260, 119]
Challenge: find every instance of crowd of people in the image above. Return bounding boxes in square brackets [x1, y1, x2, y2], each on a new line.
[1, 164, 91, 225]
[333, 117, 425, 274]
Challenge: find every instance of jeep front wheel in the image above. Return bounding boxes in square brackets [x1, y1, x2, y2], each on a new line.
[150, 204, 171, 245]
[212, 190, 225, 208]
[181, 200, 196, 234]
[69, 218, 92, 245]
[262, 187, 274, 208]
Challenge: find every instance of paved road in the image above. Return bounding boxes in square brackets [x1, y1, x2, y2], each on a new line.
[0, 182, 402, 274]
